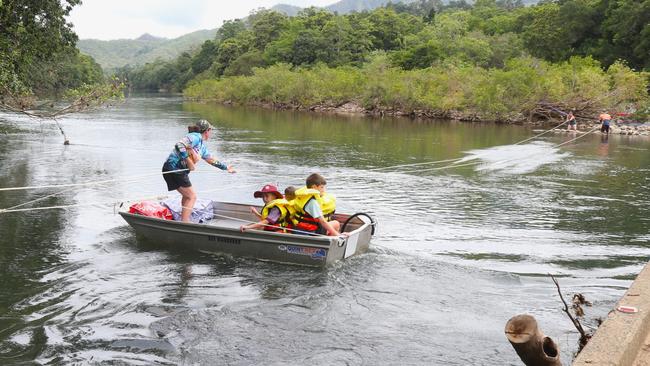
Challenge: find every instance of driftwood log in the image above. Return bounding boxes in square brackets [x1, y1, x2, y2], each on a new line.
[505, 314, 562, 366]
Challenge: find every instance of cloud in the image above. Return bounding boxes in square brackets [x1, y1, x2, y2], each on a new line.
[134, 1, 210, 27]
[69, 0, 339, 40]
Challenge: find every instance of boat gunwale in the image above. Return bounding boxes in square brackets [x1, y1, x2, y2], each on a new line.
[118, 201, 372, 247]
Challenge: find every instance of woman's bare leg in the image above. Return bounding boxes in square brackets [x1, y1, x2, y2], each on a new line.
[177, 185, 197, 222]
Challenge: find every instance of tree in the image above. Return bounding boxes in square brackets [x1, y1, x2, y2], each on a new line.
[291, 29, 330, 65]
[191, 40, 219, 75]
[0, 0, 122, 128]
[387, 0, 442, 22]
[600, 0, 650, 70]
[366, 8, 422, 51]
[516, 0, 599, 63]
[35, 52, 105, 94]
[249, 10, 289, 50]
[322, 17, 372, 66]
[297, 7, 335, 31]
[391, 11, 517, 69]
[224, 50, 266, 76]
[0, 0, 81, 95]
[517, 3, 568, 61]
[216, 19, 247, 41]
[214, 36, 251, 75]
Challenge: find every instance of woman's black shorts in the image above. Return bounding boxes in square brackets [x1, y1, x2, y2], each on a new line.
[162, 161, 191, 191]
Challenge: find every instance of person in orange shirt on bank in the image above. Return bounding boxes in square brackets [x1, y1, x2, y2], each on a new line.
[599, 110, 612, 134]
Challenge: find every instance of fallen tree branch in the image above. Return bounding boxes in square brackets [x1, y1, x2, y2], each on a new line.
[0, 78, 124, 144]
[549, 274, 591, 352]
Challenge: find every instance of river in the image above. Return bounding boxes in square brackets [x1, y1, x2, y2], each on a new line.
[1, 95, 649, 365]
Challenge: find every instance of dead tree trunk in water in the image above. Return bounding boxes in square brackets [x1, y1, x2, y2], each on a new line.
[505, 314, 562, 366]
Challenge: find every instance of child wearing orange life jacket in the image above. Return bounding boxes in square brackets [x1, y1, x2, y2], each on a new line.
[291, 173, 341, 236]
[240, 184, 291, 233]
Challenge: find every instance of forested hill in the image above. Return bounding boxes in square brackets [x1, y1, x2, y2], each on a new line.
[77, 29, 218, 71]
[271, 0, 540, 15]
[80, 0, 424, 71]
[272, 0, 419, 15]
[79, 0, 476, 71]
[327, 0, 418, 13]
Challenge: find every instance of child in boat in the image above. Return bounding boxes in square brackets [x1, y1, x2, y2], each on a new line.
[284, 186, 296, 201]
[291, 173, 341, 236]
[283, 186, 297, 232]
[240, 184, 291, 232]
[250, 185, 297, 220]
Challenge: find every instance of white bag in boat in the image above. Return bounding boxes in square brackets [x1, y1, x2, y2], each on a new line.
[162, 197, 214, 223]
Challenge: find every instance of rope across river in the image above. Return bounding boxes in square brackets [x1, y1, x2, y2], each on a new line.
[0, 117, 603, 214]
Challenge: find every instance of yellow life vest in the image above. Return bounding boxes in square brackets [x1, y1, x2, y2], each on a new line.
[291, 187, 323, 230]
[285, 199, 297, 222]
[320, 192, 336, 220]
[261, 198, 290, 230]
[292, 187, 322, 211]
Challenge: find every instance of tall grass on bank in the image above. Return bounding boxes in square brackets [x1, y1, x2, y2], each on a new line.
[184, 55, 648, 121]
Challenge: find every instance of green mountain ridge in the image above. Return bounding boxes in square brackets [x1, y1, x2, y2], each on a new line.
[271, 0, 419, 15]
[77, 28, 218, 71]
[327, 0, 418, 13]
[269, 4, 303, 16]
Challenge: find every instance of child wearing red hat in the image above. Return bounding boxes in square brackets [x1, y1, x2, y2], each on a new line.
[240, 184, 291, 232]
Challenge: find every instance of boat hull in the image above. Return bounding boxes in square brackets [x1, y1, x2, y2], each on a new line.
[119, 201, 373, 267]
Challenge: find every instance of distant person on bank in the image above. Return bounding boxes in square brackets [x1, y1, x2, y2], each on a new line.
[599, 111, 612, 134]
[566, 111, 577, 131]
[162, 120, 235, 222]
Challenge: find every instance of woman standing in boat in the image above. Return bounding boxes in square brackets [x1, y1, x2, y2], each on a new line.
[162, 119, 235, 222]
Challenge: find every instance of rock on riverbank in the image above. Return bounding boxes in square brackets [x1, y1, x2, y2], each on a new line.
[554, 123, 650, 136]
[221, 100, 530, 123]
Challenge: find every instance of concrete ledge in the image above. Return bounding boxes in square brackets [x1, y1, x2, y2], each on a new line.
[573, 262, 650, 366]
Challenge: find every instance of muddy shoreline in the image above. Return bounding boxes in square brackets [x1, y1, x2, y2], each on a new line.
[213, 100, 534, 124]
[191, 99, 650, 133]
[556, 123, 650, 136]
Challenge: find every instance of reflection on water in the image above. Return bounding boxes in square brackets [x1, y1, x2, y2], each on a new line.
[598, 134, 610, 157]
[0, 97, 649, 364]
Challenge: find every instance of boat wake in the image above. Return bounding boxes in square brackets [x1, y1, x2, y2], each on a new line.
[460, 142, 569, 174]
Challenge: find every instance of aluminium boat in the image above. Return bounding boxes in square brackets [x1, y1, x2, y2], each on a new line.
[119, 201, 376, 266]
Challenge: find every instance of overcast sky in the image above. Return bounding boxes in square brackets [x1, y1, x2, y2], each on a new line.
[68, 0, 337, 40]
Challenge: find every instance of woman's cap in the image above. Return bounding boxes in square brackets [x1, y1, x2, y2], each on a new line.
[254, 184, 283, 199]
[196, 119, 213, 133]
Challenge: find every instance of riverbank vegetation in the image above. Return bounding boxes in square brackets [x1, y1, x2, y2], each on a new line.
[185, 55, 646, 122]
[0, 1, 121, 118]
[122, 0, 650, 122]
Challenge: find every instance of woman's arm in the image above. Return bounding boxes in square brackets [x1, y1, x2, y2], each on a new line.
[185, 149, 200, 171]
[205, 157, 236, 173]
[175, 136, 198, 171]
